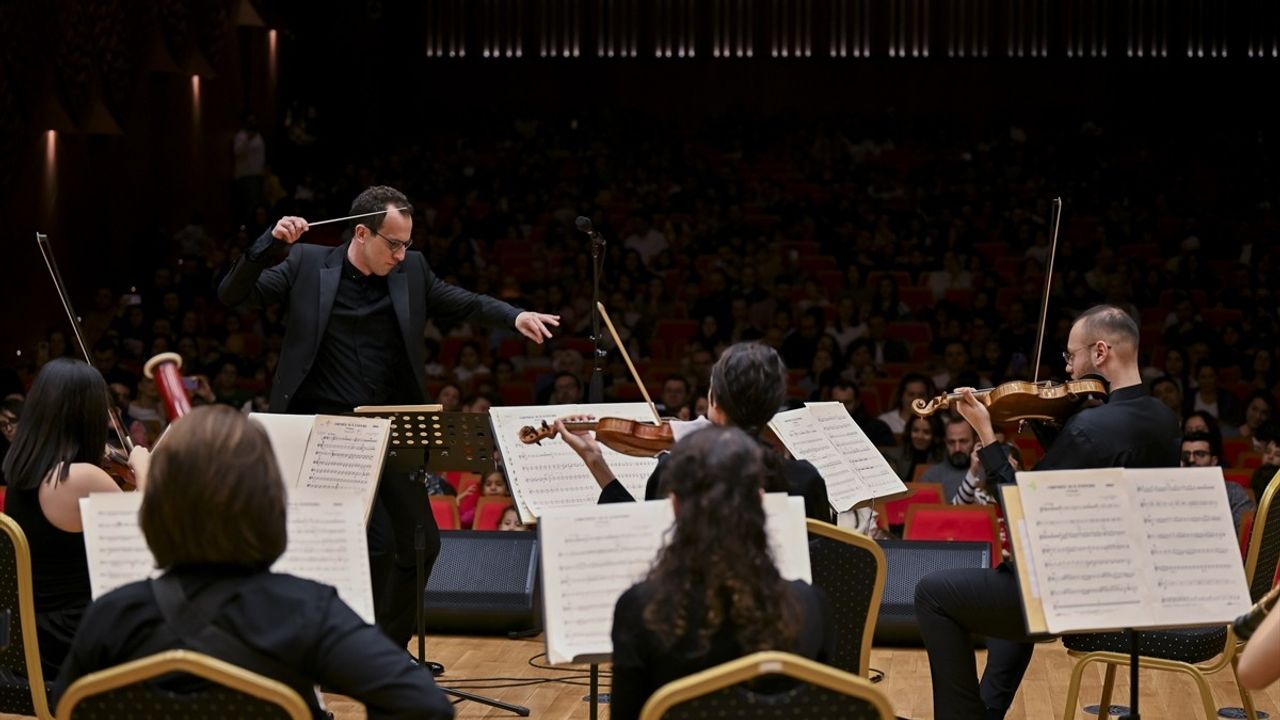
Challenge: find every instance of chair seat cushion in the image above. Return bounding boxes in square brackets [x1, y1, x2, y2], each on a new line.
[1062, 626, 1227, 663]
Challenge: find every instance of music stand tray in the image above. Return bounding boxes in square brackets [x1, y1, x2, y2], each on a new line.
[353, 405, 496, 474]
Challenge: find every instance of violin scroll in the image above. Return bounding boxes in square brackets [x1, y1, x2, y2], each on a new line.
[911, 396, 951, 417]
[518, 420, 558, 446]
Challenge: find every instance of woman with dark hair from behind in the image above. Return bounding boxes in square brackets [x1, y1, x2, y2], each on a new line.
[555, 342, 832, 522]
[2, 358, 151, 676]
[608, 426, 835, 720]
[52, 405, 454, 720]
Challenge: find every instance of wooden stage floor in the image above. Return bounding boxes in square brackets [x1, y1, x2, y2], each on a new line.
[10, 633, 1278, 719]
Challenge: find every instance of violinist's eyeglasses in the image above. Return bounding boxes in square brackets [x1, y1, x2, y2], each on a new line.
[1062, 341, 1111, 365]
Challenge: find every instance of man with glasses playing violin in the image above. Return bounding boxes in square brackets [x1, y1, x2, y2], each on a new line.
[912, 305, 1180, 720]
[219, 185, 559, 652]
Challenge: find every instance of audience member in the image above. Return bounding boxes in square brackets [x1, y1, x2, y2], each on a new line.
[1180, 431, 1253, 532]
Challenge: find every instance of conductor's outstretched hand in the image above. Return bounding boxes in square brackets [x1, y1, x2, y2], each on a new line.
[515, 311, 560, 344]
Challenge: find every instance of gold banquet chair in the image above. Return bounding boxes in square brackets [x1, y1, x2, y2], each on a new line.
[638, 651, 895, 720]
[1060, 471, 1280, 720]
[0, 513, 54, 720]
[805, 519, 886, 677]
[56, 650, 310, 720]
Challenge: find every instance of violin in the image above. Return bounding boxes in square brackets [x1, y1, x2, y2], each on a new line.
[911, 378, 1108, 424]
[102, 445, 137, 491]
[519, 417, 675, 458]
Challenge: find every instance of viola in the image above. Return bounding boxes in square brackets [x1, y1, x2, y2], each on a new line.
[519, 417, 675, 458]
[911, 378, 1108, 424]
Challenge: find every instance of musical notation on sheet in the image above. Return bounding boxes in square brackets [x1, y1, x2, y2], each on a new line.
[806, 402, 908, 501]
[538, 501, 673, 664]
[80, 493, 155, 599]
[1019, 469, 1147, 628]
[275, 490, 376, 625]
[537, 493, 811, 665]
[297, 415, 391, 523]
[489, 403, 660, 522]
[1016, 467, 1251, 634]
[769, 407, 870, 512]
[1125, 468, 1251, 624]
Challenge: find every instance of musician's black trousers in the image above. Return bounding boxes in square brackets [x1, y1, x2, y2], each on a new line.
[368, 469, 440, 649]
[914, 563, 1039, 720]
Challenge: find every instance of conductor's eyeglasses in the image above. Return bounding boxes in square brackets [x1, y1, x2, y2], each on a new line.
[370, 228, 412, 253]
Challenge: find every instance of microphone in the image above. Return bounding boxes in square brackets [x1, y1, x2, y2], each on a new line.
[575, 216, 600, 240]
[1233, 585, 1280, 641]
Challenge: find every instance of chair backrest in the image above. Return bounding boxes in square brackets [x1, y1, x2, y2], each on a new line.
[0, 514, 52, 720]
[473, 497, 515, 531]
[805, 520, 885, 677]
[639, 651, 894, 720]
[56, 649, 310, 720]
[903, 504, 1002, 564]
[1243, 470, 1280, 603]
[878, 482, 943, 526]
[429, 495, 461, 530]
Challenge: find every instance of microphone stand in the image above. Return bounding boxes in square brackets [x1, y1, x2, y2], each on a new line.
[580, 217, 608, 403]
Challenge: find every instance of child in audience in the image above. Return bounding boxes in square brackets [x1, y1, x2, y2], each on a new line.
[497, 507, 527, 531]
[460, 470, 511, 528]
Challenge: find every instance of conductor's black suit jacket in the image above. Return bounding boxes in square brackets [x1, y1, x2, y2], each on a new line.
[218, 232, 522, 412]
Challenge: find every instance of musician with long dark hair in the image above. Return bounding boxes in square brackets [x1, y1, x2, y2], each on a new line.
[608, 426, 834, 720]
[556, 341, 833, 522]
[2, 358, 150, 675]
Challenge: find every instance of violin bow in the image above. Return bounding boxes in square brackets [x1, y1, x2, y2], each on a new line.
[36, 233, 134, 453]
[595, 302, 663, 425]
[1029, 197, 1063, 386]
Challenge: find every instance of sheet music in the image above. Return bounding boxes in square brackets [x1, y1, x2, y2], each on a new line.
[80, 493, 155, 599]
[769, 407, 871, 511]
[249, 412, 316, 484]
[275, 490, 376, 625]
[538, 493, 811, 665]
[805, 402, 908, 501]
[1018, 469, 1148, 632]
[762, 494, 812, 583]
[538, 500, 672, 664]
[1125, 467, 1252, 626]
[80, 490, 377, 626]
[489, 403, 660, 523]
[296, 415, 391, 524]
[1018, 468, 1251, 634]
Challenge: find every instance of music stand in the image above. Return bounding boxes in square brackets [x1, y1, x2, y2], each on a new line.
[352, 405, 529, 717]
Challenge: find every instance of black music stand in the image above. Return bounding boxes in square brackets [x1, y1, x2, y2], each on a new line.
[352, 406, 529, 717]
